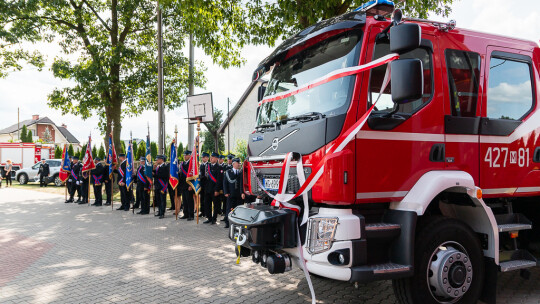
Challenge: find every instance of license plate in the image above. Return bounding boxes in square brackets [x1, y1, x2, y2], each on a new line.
[263, 178, 280, 191]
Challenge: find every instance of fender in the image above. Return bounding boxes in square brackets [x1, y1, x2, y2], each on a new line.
[389, 170, 499, 262]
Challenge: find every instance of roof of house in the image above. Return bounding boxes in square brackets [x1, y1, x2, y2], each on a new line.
[217, 79, 267, 134]
[57, 126, 80, 144]
[0, 117, 55, 134]
[0, 116, 80, 144]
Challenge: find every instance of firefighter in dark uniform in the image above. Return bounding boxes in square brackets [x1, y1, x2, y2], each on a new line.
[223, 157, 245, 228]
[179, 150, 195, 220]
[153, 155, 169, 218]
[199, 152, 209, 217]
[226, 154, 234, 170]
[135, 157, 150, 214]
[79, 167, 90, 205]
[116, 153, 130, 211]
[65, 156, 74, 203]
[67, 156, 82, 203]
[218, 155, 226, 215]
[167, 158, 178, 211]
[91, 157, 105, 206]
[38, 159, 50, 187]
[104, 163, 113, 206]
[203, 152, 223, 224]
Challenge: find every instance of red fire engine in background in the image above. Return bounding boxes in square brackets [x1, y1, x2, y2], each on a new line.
[228, 1, 540, 303]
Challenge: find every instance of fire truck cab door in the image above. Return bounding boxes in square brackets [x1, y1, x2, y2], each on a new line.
[479, 46, 538, 197]
[441, 47, 483, 183]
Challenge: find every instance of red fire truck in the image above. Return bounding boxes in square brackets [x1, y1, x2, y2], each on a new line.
[228, 1, 540, 303]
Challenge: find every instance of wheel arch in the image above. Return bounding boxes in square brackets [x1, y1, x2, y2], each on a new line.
[390, 171, 499, 263]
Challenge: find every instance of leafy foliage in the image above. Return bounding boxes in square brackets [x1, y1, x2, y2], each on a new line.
[150, 141, 158, 159]
[247, 0, 455, 34]
[234, 139, 247, 161]
[20, 125, 33, 143]
[98, 145, 105, 159]
[54, 146, 62, 158]
[68, 144, 75, 158]
[201, 109, 224, 153]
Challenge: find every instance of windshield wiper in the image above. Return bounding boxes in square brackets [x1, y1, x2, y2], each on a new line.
[284, 112, 326, 123]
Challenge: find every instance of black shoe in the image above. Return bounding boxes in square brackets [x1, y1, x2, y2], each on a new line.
[203, 219, 212, 224]
[224, 223, 229, 228]
[159, 215, 164, 219]
[78, 201, 86, 205]
[155, 213, 160, 217]
[116, 207, 124, 210]
[137, 211, 143, 214]
[211, 220, 216, 225]
[91, 203, 97, 206]
[94, 204, 102, 207]
[187, 217, 194, 221]
[140, 212, 149, 215]
[65, 200, 73, 203]
[124, 208, 129, 211]
[76, 200, 82, 203]
[104, 202, 111, 206]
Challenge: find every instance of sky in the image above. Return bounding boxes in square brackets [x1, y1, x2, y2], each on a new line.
[0, 0, 538, 148]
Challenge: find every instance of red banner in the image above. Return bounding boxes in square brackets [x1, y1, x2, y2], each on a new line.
[82, 136, 96, 172]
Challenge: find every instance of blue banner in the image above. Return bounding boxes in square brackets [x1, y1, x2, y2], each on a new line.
[169, 141, 179, 190]
[126, 140, 134, 189]
[145, 135, 153, 186]
[107, 134, 117, 179]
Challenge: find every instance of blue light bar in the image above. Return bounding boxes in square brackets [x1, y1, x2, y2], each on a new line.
[354, 0, 395, 15]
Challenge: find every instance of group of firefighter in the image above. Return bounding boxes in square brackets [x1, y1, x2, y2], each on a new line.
[64, 151, 245, 228]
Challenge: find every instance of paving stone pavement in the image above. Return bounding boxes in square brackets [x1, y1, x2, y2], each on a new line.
[0, 187, 538, 304]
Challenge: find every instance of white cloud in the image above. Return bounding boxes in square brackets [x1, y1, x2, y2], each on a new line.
[488, 80, 532, 103]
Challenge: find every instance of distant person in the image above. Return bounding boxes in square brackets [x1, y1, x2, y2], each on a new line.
[66, 156, 82, 203]
[115, 153, 130, 211]
[91, 157, 105, 206]
[135, 157, 150, 214]
[153, 155, 169, 219]
[4, 159, 12, 187]
[38, 159, 50, 187]
[203, 152, 223, 224]
[179, 150, 194, 220]
[104, 163, 114, 206]
[223, 158, 245, 228]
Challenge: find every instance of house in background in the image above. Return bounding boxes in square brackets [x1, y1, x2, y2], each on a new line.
[218, 79, 267, 152]
[0, 115, 81, 150]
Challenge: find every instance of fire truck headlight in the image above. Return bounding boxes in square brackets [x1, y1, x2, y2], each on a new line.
[307, 217, 338, 254]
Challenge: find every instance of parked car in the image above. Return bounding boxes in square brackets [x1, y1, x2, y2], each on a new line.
[15, 159, 63, 187]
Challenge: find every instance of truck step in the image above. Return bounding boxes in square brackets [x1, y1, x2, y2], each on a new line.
[365, 223, 401, 238]
[499, 249, 537, 272]
[350, 262, 412, 283]
[499, 260, 536, 272]
[495, 213, 532, 232]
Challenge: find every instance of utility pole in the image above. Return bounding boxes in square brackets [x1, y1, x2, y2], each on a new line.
[157, 0, 165, 155]
[187, 34, 195, 149]
[17, 107, 20, 142]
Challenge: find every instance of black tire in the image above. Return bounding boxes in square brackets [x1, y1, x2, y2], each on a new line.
[393, 217, 484, 304]
[18, 173, 28, 185]
[53, 175, 62, 187]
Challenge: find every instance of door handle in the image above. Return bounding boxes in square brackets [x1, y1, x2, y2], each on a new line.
[429, 144, 445, 162]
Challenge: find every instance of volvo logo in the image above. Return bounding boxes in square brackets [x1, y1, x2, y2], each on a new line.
[271, 138, 279, 150]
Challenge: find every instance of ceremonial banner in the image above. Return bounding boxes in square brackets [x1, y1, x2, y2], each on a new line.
[107, 134, 117, 178]
[186, 136, 201, 194]
[145, 135, 153, 186]
[59, 144, 70, 182]
[169, 140, 179, 190]
[126, 140, 134, 189]
[82, 136, 95, 172]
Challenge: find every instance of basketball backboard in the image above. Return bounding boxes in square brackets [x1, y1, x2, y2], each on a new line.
[187, 93, 214, 123]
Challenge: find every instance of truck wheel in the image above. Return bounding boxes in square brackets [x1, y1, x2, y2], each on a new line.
[54, 175, 62, 187]
[393, 217, 484, 304]
[18, 173, 28, 185]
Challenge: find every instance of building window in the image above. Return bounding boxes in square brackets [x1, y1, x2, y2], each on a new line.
[487, 56, 534, 120]
[445, 49, 481, 117]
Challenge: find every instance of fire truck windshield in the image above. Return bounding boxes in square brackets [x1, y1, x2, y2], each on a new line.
[257, 31, 362, 127]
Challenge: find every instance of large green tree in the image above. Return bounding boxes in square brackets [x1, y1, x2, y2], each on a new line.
[1, 1, 277, 150]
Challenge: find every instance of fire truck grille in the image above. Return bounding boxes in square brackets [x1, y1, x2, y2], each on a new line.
[252, 174, 301, 196]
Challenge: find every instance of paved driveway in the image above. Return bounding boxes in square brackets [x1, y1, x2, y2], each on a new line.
[0, 188, 538, 303]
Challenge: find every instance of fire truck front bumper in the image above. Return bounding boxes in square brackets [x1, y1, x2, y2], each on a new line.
[229, 205, 387, 282]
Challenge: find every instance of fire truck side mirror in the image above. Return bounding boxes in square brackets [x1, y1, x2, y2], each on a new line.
[390, 58, 423, 104]
[389, 23, 421, 54]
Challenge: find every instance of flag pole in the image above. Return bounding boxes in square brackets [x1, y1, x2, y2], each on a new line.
[131, 132, 135, 214]
[196, 118, 201, 224]
[88, 133, 92, 206]
[174, 125, 179, 220]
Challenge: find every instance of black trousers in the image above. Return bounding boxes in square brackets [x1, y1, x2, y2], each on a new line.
[136, 183, 149, 212]
[93, 184, 103, 205]
[68, 180, 79, 200]
[156, 189, 167, 216]
[105, 181, 112, 203]
[39, 175, 48, 187]
[5, 174, 11, 186]
[81, 180, 89, 203]
[119, 185, 129, 210]
[167, 184, 175, 209]
[182, 189, 194, 218]
[225, 196, 242, 224]
[204, 192, 219, 221]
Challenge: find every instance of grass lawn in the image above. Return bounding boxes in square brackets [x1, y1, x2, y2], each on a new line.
[8, 182, 180, 208]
